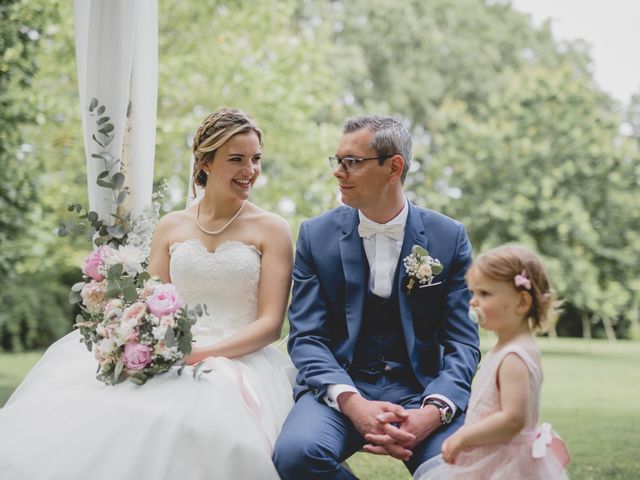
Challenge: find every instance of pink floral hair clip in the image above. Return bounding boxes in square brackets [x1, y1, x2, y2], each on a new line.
[514, 271, 532, 290]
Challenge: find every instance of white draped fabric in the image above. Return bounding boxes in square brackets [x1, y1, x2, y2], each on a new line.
[74, 0, 158, 220]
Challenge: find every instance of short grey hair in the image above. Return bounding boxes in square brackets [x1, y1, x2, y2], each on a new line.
[343, 114, 412, 182]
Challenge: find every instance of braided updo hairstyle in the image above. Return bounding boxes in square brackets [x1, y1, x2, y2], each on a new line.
[467, 245, 559, 332]
[191, 107, 263, 196]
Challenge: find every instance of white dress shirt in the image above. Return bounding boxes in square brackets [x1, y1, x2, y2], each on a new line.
[325, 199, 456, 416]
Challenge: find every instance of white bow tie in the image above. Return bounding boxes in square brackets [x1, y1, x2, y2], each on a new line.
[358, 222, 404, 241]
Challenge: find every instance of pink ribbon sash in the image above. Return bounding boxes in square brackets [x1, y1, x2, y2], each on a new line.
[195, 357, 274, 453]
[531, 423, 571, 468]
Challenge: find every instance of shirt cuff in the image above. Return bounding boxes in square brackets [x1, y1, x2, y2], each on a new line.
[422, 394, 457, 416]
[324, 384, 360, 412]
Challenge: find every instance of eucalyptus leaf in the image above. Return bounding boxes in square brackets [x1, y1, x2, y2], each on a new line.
[112, 172, 125, 190]
[122, 285, 137, 303]
[97, 116, 110, 125]
[113, 359, 123, 382]
[116, 190, 128, 205]
[108, 263, 124, 277]
[99, 123, 115, 134]
[96, 179, 113, 189]
[89, 98, 98, 111]
[194, 303, 203, 316]
[68, 290, 82, 304]
[71, 282, 86, 292]
[137, 271, 151, 284]
[432, 264, 444, 275]
[97, 105, 106, 115]
[87, 211, 99, 222]
[413, 245, 428, 257]
[57, 225, 69, 237]
[106, 224, 125, 239]
[94, 236, 107, 246]
[67, 204, 75, 212]
[128, 376, 145, 386]
[178, 334, 192, 355]
[91, 134, 104, 148]
[104, 288, 120, 300]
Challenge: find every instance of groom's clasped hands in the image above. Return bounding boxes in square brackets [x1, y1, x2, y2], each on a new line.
[339, 392, 442, 462]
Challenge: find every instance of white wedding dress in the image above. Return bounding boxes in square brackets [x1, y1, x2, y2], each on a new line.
[0, 239, 294, 480]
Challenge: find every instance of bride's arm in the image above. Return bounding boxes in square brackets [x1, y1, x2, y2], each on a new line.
[147, 213, 177, 283]
[185, 216, 293, 364]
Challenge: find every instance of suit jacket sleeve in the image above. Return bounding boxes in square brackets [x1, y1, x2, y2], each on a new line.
[422, 224, 480, 411]
[287, 222, 355, 401]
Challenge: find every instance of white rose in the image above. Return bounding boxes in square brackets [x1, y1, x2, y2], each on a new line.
[152, 324, 168, 341]
[98, 338, 117, 355]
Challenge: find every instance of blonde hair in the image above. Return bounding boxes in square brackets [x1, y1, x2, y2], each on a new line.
[467, 245, 559, 333]
[191, 107, 263, 196]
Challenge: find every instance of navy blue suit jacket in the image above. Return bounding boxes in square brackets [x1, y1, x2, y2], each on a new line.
[287, 202, 480, 411]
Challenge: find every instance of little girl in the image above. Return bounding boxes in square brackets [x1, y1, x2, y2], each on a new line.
[414, 245, 570, 480]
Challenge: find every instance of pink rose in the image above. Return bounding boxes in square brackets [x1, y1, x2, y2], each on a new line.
[121, 302, 147, 325]
[145, 284, 183, 317]
[81, 246, 111, 281]
[122, 343, 152, 371]
[81, 281, 106, 314]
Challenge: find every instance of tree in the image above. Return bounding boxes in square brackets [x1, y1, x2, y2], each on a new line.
[156, 0, 345, 229]
[0, 0, 72, 350]
[427, 65, 640, 338]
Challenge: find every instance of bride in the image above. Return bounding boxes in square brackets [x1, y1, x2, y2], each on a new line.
[0, 108, 295, 479]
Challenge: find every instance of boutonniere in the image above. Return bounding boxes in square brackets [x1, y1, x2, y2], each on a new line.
[403, 245, 443, 294]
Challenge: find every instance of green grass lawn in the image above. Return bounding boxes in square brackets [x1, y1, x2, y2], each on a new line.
[2, 337, 639, 479]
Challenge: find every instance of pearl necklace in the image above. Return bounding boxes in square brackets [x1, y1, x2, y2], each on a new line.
[196, 201, 245, 236]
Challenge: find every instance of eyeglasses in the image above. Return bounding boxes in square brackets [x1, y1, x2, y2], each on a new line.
[328, 155, 390, 173]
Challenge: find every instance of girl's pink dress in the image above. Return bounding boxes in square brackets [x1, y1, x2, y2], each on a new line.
[414, 336, 570, 480]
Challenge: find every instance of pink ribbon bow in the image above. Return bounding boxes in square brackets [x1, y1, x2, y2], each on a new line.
[514, 271, 532, 290]
[531, 423, 571, 468]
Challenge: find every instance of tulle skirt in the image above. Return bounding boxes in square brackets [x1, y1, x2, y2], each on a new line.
[0, 331, 295, 480]
[413, 443, 569, 480]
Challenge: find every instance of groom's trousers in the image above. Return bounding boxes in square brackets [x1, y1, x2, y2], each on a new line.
[272, 371, 465, 480]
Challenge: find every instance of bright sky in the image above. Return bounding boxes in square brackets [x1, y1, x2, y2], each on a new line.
[510, 0, 640, 104]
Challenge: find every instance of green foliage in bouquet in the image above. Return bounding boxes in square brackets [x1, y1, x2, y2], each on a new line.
[58, 99, 202, 385]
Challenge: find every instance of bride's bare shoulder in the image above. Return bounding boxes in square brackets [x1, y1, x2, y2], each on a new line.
[246, 203, 289, 232]
[244, 203, 292, 251]
[155, 207, 196, 233]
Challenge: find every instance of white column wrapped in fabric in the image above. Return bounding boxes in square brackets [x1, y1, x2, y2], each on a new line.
[73, 0, 157, 221]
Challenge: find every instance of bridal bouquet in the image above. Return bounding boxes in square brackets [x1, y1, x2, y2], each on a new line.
[61, 99, 202, 385]
[72, 244, 200, 385]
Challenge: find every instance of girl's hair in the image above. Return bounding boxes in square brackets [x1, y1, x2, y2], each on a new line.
[191, 107, 263, 196]
[468, 245, 559, 332]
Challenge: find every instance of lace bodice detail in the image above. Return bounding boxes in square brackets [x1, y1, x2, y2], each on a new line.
[169, 239, 261, 342]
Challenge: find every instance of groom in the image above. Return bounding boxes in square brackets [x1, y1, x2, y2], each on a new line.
[273, 115, 480, 478]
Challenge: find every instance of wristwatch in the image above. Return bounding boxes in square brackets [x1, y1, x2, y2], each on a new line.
[424, 398, 453, 425]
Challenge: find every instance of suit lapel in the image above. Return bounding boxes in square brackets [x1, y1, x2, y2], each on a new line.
[398, 203, 428, 355]
[339, 208, 367, 341]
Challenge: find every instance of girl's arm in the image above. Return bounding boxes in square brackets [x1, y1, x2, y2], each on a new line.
[184, 216, 293, 363]
[442, 352, 531, 463]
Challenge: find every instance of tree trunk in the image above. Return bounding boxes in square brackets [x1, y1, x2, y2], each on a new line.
[581, 315, 592, 339]
[602, 317, 617, 341]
